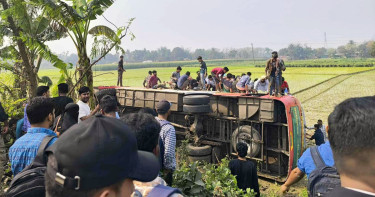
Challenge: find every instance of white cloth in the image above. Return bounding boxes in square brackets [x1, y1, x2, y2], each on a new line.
[77, 100, 91, 123]
[254, 79, 269, 92]
[205, 77, 215, 86]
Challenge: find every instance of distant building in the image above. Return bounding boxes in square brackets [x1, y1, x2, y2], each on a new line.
[143, 60, 153, 63]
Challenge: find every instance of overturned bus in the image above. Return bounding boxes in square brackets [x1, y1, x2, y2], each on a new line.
[98, 86, 306, 182]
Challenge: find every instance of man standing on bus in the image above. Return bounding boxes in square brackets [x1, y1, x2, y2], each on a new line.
[197, 56, 207, 90]
[265, 51, 285, 97]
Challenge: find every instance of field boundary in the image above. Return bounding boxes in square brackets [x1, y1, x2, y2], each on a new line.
[293, 68, 375, 96]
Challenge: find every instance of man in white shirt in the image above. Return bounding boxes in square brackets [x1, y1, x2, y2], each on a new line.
[77, 86, 99, 123]
[254, 76, 270, 93]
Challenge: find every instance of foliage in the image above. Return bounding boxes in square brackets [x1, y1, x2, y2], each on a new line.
[39, 76, 53, 86]
[176, 139, 189, 166]
[0, 74, 25, 118]
[173, 155, 257, 197]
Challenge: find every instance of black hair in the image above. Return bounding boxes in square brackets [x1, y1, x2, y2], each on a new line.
[236, 142, 248, 158]
[197, 56, 202, 60]
[314, 124, 319, 129]
[186, 71, 190, 76]
[241, 73, 246, 76]
[121, 113, 161, 152]
[208, 75, 213, 79]
[247, 72, 252, 76]
[138, 107, 157, 117]
[78, 86, 90, 95]
[328, 96, 375, 178]
[226, 73, 233, 79]
[148, 70, 152, 75]
[36, 86, 50, 96]
[152, 70, 157, 74]
[282, 77, 285, 82]
[45, 154, 124, 197]
[177, 66, 182, 70]
[58, 83, 69, 94]
[272, 51, 278, 54]
[26, 97, 54, 124]
[224, 67, 229, 72]
[254, 78, 258, 82]
[99, 95, 118, 114]
[318, 119, 322, 122]
[120, 55, 124, 58]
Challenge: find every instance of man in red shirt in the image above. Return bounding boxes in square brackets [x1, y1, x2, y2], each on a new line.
[211, 67, 229, 91]
[281, 77, 290, 94]
[148, 70, 161, 89]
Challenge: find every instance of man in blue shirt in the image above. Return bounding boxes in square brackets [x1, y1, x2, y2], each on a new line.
[280, 140, 334, 193]
[177, 71, 191, 90]
[236, 72, 252, 94]
[9, 97, 57, 175]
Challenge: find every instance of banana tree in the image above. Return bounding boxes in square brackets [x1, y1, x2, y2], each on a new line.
[0, 0, 68, 98]
[37, 0, 133, 105]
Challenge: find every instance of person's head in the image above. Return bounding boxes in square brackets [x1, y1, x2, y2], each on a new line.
[328, 96, 375, 189]
[36, 86, 50, 98]
[148, 70, 152, 75]
[260, 76, 266, 83]
[138, 107, 157, 117]
[27, 97, 54, 128]
[45, 115, 160, 197]
[156, 100, 171, 117]
[236, 142, 248, 158]
[241, 73, 246, 76]
[272, 51, 278, 59]
[282, 77, 285, 82]
[208, 75, 213, 81]
[253, 78, 258, 82]
[314, 124, 319, 130]
[120, 55, 124, 59]
[247, 72, 252, 76]
[223, 67, 229, 73]
[99, 95, 118, 118]
[197, 56, 203, 62]
[78, 86, 90, 103]
[57, 83, 69, 96]
[177, 66, 182, 72]
[186, 71, 190, 76]
[317, 119, 323, 126]
[152, 70, 157, 76]
[226, 73, 232, 79]
[121, 113, 161, 156]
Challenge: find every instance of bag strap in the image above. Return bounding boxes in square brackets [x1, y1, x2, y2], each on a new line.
[33, 135, 56, 165]
[54, 116, 62, 133]
[310, 146, 326, 169]
[148, 184, 182, 197]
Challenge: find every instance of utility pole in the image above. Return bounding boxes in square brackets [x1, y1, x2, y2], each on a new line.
[251, 43, 255, 65]
[324, 32, 327, 48]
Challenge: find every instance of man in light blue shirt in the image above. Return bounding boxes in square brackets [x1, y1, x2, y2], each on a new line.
[280, 141, 334, 193]
[236, 72, 252, 93]
[9, 97, 57, 175]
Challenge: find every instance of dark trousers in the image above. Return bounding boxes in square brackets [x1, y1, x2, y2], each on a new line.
[117, 70, 123, 86]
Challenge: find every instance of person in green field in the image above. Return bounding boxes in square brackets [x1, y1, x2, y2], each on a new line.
[117, 55, 125, 86]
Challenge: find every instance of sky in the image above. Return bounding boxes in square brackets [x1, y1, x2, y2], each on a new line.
[47, 0, 375, 54]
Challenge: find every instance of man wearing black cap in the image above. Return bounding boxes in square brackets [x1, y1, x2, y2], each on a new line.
[52, 83, 74, 117]
[77, 86, 99, 123]
[155, 100, 176, 186]
[45, 114, 160, 197]
[117, 55, 125, 86]
[197, 56, 207, 89]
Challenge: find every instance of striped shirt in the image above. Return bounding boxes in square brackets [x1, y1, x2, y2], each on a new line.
[155, 117, 176, 170]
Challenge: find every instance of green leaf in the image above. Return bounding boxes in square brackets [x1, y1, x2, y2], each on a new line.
[88, 25, 120, 43]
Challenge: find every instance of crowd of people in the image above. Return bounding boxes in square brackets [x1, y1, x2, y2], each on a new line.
[134, 52, 290, 96]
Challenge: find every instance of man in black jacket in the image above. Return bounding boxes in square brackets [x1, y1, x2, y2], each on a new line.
[229, 142, 260, 196]
[52, 83, 73, 117]
[327, 97, 375, 197]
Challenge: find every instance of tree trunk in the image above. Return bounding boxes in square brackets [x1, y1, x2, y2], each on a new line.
[77, 51, 95, 107]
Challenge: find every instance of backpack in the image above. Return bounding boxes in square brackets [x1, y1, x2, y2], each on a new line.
[307, 146, 341, 197]
[148, 184, 182, 197]
[6, 136, 56, 197]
